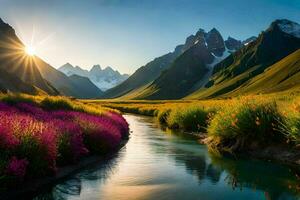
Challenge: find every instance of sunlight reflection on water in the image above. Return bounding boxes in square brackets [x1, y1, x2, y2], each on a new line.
[35, 114, 300, 200]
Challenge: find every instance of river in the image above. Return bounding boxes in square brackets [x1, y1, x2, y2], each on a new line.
[35, 114, 300, 200]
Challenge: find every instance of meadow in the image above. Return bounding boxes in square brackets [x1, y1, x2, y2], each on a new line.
[87, 94, 300, 156]
[0, 94, 129, 188]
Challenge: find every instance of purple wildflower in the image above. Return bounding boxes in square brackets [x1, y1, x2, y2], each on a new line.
[6, 156, 29, 179]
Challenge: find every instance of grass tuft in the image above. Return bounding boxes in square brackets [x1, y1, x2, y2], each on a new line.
[206, 102, 285, 153]
[0, 94, 36, 105]
[40, 97, 74, 110]
[167, 106, 210, 132]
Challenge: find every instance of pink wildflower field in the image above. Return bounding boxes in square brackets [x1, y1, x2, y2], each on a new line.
[0, 102, 129, 187]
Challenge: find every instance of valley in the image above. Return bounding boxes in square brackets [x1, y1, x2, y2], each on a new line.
[0, 2, 299, 199]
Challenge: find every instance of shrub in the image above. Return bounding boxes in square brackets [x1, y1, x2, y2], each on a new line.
[54, 120, 88, 165]
[74, 113, 122, 153]
[1, 94, 35, 105]
[106, 111, 130, 139]
[166, 106, 210, 132]
[40, 97, 73, 110]
[14, 121, 58, 175]
[207, 102, 285, 154]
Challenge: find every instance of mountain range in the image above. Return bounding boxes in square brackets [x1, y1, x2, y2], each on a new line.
[0, 18, 103, 98]
[0, 17, 299, 100]
[58, 63, 129, 91]
[104, 19, 300, 100]
[187, 19, 300, 99]
[103, 27, 256, 99]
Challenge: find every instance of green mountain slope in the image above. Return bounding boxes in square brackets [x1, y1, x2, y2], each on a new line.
[187, 19, 300, 99]
[106, 27, 245, 100]
[0, 18, 102, 98]
[103, 50, 182, 98]
[0, 67, 39, 94]
[69, 74, 103, 98]
[0, 18, 58, 95]
[37, 58, 104, 98]
[137, 44, 212, 99]
[229, 49, 300, 95]
[134, 28, 240, 100]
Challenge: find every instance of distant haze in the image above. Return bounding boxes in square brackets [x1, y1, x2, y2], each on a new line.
[0, 0, 299, 74]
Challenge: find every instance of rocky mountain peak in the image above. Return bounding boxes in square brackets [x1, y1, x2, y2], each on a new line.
[183, 35, 197, 51]
[225, 37, 243, 51]
[273, 19, 300, 38]
[59, 63, 129, 91]
[242, 36, 257, 45]
[195, 28, 206, 37]
[0, 18, 16, 37]
[104, 66, 113, 71]
[62, 63, 74, 69]
[174, 44, 184, 55]
[206, 28, 225, 56]
[90, 64, 102, 73]
[209, 28, 219, 33]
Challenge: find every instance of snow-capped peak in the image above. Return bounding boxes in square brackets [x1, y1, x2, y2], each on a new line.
[277, 19, 300, 38]
[58, 63, 129, 91]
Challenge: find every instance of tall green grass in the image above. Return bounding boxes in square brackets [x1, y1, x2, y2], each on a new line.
[157, 109, 171, 125]
[92, 95, 300, 155]
[0, 94, 36, 105]
[166, 106, 211, 132]
[280, 104, 300, 145]
[40, 97, 74, 110]
[206, 102, 285, 154]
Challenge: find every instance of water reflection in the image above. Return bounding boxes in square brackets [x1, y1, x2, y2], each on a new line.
[35, 115, 300, 200]
[34, 149, 125, 200]
[161, 128, 300, 199]
[210, 155, 300, 200]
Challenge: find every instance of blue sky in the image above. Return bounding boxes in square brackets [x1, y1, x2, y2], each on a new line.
[0, 0, 299, 74]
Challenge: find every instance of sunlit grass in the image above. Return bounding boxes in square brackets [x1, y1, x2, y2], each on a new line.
[88, 94, 300, 154]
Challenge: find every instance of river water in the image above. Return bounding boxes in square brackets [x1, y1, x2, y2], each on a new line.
[36, 114, 300, 200]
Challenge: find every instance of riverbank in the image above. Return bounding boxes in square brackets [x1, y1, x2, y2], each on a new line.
[87, 95, 300, 167]
[0, 94, 130, 196]
[34, 114, 300, 199]
[0, 140, 128, 200]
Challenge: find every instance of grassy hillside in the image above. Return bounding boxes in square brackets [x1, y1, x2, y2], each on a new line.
[0, 68, 38, 94]
[230, 49, 300, 94]
[187, 49, 300, 99]
[109, 28, 245, 100]
[136, 45, 211, 99]
[103, 52, 180, 98]
[187, 20, 300, 99]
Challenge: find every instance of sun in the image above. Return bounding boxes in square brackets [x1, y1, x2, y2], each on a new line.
[25, 46, 36, 56]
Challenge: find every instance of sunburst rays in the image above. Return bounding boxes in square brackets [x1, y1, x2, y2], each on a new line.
[0, 34, 39, 83]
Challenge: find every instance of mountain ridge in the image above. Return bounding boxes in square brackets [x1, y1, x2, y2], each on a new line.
[59, 63, 129, 91]
[0, 18, 59, 95]
[130, 28, 243, 99]
[103, 26, 243, 99]
[187, 19, 300, 99]
[0, 18, 102, 98]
